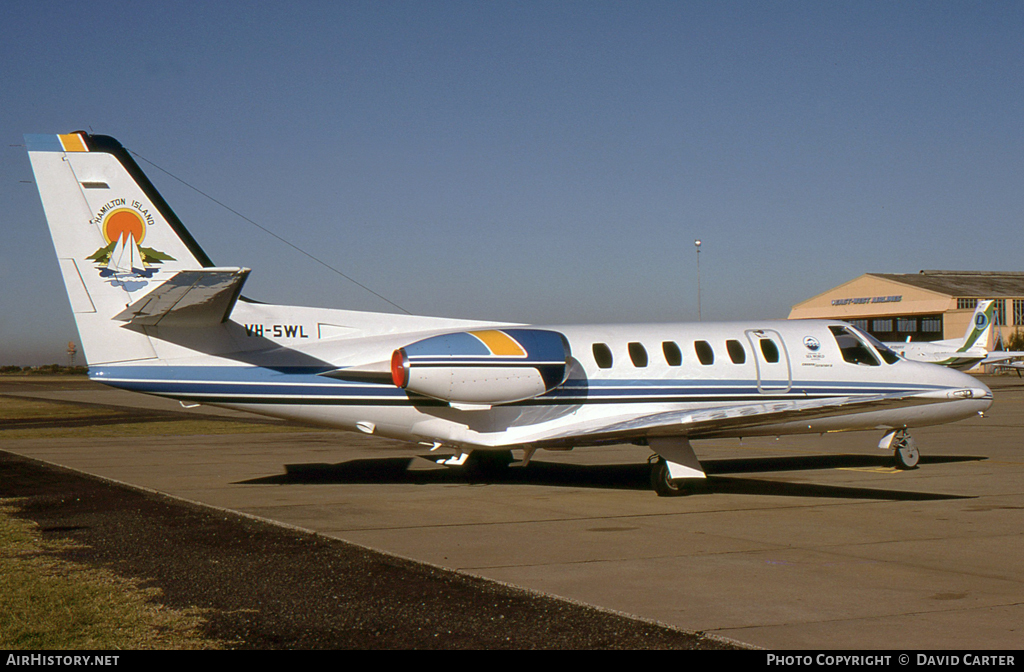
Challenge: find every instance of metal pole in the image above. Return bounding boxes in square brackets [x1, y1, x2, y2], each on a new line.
[694, 240, 702, 321]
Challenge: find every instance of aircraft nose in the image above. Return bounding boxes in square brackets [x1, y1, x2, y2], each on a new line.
[946, 367, 993, 407]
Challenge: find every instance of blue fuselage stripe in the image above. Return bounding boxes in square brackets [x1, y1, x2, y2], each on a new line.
[89, 365, 942, 407]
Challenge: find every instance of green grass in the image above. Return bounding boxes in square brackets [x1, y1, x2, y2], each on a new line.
[0, 502, 219, 649]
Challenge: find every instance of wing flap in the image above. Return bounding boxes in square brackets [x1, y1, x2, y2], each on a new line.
[113, 268, 250, 327]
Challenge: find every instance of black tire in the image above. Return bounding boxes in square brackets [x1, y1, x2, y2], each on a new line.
[650, 458, 690, 497]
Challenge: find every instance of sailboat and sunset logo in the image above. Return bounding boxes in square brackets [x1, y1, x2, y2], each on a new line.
[86, 204, 175, 290]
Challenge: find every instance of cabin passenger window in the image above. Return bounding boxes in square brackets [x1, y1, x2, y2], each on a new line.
[759, 339, 780, 363]
[726, 340, 746, 364]
[694, 341, 714, 365]
[628, 342, 648, 367]
[662, 341, 682, 366]
[592, 343, 613, 369]
[828, 326, 880, 366]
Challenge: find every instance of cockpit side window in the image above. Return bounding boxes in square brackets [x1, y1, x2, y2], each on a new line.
[828, 326, 881, 366]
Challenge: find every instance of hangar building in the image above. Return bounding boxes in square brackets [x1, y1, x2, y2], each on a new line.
[788, 271, 1024, 349]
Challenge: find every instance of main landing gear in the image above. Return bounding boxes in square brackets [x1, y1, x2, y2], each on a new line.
[647, 437, 708, 497]
[649, 456, 707, 497]
[880, 429, 920, 469]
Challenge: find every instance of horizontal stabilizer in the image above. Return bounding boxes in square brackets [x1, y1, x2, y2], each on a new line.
[113, 268, 250, 327]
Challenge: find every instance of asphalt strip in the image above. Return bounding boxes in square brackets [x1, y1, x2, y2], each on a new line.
[0, 450, 742, 650]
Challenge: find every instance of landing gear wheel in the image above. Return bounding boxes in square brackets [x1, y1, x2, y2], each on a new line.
[650, 457, 698, 497]
[892, 433, 920, 470]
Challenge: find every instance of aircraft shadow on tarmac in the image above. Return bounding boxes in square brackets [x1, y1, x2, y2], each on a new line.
[238, 453, 984, 501]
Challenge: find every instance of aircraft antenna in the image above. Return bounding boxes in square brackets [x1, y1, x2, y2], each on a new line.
[128, 149, 413, 315]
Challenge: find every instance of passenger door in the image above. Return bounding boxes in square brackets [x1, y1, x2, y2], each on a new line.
[745, 329, 792, 393]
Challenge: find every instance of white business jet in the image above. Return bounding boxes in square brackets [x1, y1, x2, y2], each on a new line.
[25, 132, 992, 496]
[886, 300, 1024, 370]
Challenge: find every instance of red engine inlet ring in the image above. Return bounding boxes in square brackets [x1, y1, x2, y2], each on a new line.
[391, 349, 409, 388]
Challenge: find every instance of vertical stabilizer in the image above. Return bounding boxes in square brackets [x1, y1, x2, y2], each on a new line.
[25, 132, 215, 365]
[958, 300, 995, 353]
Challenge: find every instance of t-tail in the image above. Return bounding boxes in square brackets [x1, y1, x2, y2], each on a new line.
[957, 300, 995, 353]
[25, 132, 247, 366]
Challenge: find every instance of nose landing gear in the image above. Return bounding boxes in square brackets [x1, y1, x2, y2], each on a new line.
[880, 429, 920, 469]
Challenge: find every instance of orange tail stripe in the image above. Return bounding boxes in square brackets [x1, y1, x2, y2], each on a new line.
[58, 133, 88, 152]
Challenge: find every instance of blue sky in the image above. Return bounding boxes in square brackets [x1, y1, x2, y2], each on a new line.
[3, 1, 1022, 364]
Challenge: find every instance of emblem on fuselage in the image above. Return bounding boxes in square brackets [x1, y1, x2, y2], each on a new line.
[803, 336, 821, 351]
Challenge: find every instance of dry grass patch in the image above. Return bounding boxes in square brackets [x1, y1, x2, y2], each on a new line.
[0, 503, 219, 649]
[0, 395, 326, 439]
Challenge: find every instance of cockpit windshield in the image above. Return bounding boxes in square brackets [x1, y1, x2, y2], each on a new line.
[850, 327, 901, 365]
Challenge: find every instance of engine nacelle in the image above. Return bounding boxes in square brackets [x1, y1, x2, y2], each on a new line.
[392, 328, 570, 405]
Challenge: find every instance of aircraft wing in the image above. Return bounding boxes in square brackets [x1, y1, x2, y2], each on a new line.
[990, 360, 1024, 373]
[980, 351, 1024, 365]
[113, 268, 250, 327]
[531, 390, 973, 448]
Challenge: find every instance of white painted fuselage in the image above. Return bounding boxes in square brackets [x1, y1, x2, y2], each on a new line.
[88, 304, 991, 451]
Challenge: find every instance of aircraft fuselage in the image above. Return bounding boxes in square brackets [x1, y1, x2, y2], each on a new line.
[90, 314, 991, 451]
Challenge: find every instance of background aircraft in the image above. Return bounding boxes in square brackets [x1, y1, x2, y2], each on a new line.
[26, 132, 992, 495]
[886, 300, 1024, 370]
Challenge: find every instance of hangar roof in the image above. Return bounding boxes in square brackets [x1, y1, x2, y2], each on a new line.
[868, 271, 1024, 298]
